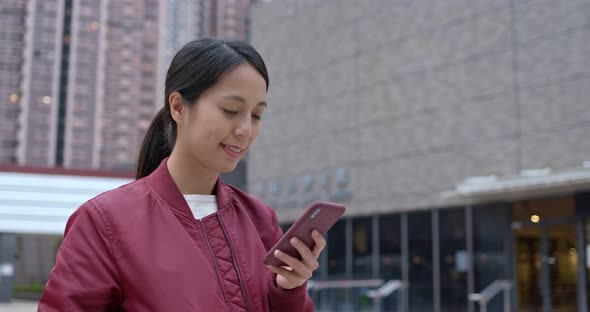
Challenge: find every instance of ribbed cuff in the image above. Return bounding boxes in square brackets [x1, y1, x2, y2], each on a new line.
[267, 271, 308, 308]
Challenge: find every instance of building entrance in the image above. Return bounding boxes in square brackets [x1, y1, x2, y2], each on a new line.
[513, 197, 580, 312]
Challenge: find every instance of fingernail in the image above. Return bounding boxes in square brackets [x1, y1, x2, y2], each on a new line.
[312, 230, 320, 237]
[291, 238, 298, 245]
[275, 250, 282, 256]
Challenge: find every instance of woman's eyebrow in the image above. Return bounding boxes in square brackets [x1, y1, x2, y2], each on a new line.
[222, 95, 267, 107]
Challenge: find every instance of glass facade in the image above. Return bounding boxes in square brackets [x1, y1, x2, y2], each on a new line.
[295, 204, 511, 311]
[439, 208, 468, 312]
[515, 226, 543, 312]
[278, 192, 590, 311]
[353, 217, 373, 277]
[547, 223, 578, 311]
[352, 217, 374, 311]
[408, 211, 433, 311]
[321, 220, 348, 311]
[586, 219, 590, 310]
[327, 220, 347, 278]
[577, 192, 590, 312]
[379, 215, 402, 311]
[473, 204, 511, 312]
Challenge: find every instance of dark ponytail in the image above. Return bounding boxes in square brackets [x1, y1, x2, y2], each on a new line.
[135, 38, 269, 179]
[135, 107, 175, 179]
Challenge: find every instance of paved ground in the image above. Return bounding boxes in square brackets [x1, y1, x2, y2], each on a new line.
[0, 300, 38, 312]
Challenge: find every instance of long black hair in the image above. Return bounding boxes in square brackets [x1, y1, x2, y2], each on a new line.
[135, 38, 269, 179]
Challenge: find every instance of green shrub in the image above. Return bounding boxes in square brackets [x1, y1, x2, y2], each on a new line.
[13, 282, 45, 294]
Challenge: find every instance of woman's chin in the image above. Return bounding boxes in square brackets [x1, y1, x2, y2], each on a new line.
[218, 163, 239, 174]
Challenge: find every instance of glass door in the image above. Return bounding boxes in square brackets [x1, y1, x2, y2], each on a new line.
[515, 223, 579, 312]
[515, 226, 543, 312]
[546, 223, 578, 312]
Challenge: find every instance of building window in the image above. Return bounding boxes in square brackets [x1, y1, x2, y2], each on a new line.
[473, 204, 510, 312]
[439, 208, 468, 312]
[279, 223, 293, 234]
[352, 217, 372, 277]
[379, 214, 402, 310]
[408, 211, 433, 311]
[327, 220, 346, 278]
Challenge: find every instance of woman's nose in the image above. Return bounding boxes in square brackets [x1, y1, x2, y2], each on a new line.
[235, 117, 252, 138]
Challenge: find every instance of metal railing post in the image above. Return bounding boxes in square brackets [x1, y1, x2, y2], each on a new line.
[503, 286, 510, 312]
[373, 297, 381, 312]
[468, 280, 512, 312]
[397, 286, 404, 312]
[367, 280, 406, 312]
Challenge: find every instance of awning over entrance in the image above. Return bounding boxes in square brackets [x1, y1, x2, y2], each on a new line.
[443, 164, 590, 203]
[0, 166, 133, 235]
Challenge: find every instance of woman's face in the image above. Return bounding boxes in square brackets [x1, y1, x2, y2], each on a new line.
[175, 63, 267, 174]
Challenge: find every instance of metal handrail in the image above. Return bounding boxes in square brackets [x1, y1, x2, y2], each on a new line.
[468, 280, 512, 312]
[308, 279, 386, 312]
[307, 279, 407, 311]
[307, 279, 384, 290]
[367, 280, 406, 312]
[366, 280, 404, 298]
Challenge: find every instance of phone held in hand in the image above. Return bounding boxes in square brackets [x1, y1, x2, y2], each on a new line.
[263, 201, 346, 267]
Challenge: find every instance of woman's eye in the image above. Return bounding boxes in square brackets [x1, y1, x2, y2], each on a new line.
[252, 114, 262, 121]
[223, 109, 238, 116]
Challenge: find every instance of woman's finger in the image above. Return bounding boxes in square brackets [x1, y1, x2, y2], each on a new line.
[274, 250, 307, 273]
[267, 265, 299, 281]
[310, 230, 326, 257]
[267, 265, 310, 289]
[289, 238, 320, 271]
[290, 238, 315, 262]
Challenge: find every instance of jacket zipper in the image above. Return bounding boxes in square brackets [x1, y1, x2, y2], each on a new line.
[217, 213, 252, 312]
[198, 220, 232, 312]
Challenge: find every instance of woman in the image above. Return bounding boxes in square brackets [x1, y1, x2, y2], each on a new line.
[39, 38, 322, 311]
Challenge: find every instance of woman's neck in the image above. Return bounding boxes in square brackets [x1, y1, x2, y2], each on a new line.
[167, 150, 218, 195]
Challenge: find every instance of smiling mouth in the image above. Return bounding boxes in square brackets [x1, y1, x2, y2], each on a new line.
[221, 143, 243, 154]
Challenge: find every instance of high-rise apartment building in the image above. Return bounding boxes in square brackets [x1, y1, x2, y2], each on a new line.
[0, 0, 26, 164]
[63, 0, 103, 169]
[9, 0, 161, 170]
[100, 0, 161, 170]
[206, 0, 251, 40]
[6, 0, 253, 171]
[163, 0, 204, 68]
[16, 0, 64, 167]
[163, 0, 252, 67]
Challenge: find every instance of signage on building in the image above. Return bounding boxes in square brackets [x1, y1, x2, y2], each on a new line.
[254, 167, 352, 210]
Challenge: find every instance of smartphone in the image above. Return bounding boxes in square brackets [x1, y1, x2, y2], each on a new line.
[263, 201, 346, 267]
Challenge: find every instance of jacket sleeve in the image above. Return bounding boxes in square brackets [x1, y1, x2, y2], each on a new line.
[266, 210, 314, 312]
[38, 200, 123, 311]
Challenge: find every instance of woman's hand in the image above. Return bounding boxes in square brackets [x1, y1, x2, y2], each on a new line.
[266, 230, 326, 290]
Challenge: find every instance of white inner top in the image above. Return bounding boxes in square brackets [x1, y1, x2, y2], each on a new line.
[183, 194, 218, 219]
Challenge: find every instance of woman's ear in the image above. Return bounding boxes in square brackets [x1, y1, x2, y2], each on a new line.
[169, 92, 185, 126]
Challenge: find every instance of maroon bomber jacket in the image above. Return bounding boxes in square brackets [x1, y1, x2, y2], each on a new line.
[38, 158, 313, 311]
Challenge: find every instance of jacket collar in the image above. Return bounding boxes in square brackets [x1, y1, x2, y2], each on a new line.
[146, 158, 232, 216]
